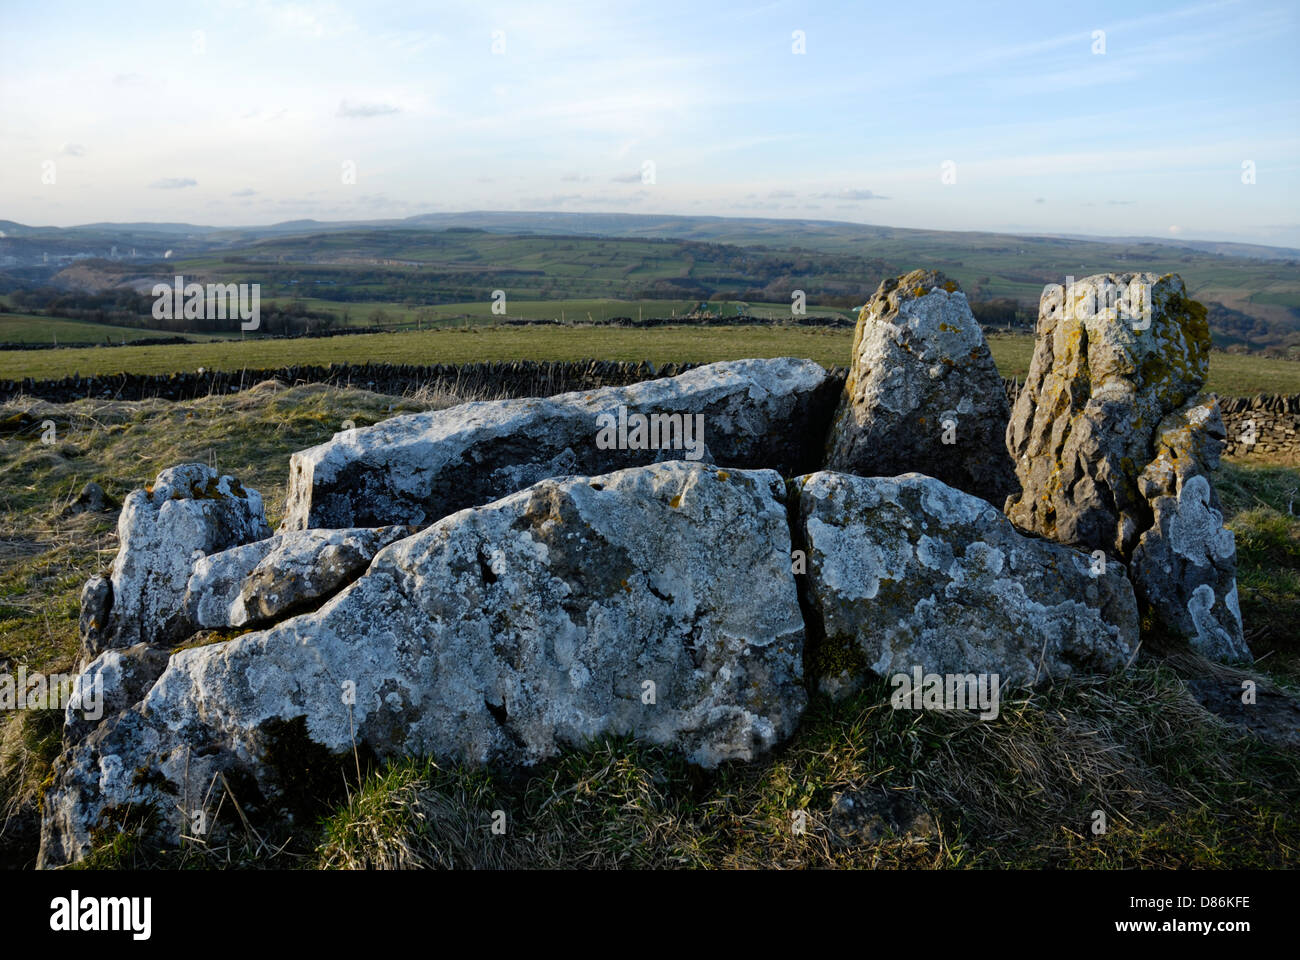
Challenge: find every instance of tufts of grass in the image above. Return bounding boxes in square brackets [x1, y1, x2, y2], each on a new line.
[310, 661, 1300, 870]
[1216, 461, 1300, 684]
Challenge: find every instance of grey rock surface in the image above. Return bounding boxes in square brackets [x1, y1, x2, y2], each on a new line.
[279, 357, 838, 530]
[83, 464, 270, 655]
[791, 471, 1139, 699]
[64, 644, 171, 743]
[184, 526, 413, 629]
[825, 270, 1017, 506]
[1004, 272, 1248, 661]
[40, 462, 807, 866]
[1131, 402, 1247, 661]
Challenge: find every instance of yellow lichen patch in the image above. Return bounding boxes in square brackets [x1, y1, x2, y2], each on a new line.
[669, 494, 682, 508]
[716, 471, 730, 481]
[942, 280, 959, 293]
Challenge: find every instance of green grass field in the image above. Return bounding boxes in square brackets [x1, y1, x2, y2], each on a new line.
[265, 297, 842, 329]
[1, 326, 1296, 395]
[0, 312, 229, 346]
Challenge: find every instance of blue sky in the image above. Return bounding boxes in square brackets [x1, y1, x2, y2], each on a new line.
[2, 0, 1298, 245]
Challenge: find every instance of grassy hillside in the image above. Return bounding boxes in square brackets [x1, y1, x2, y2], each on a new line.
[2, 326, 1298, 395]
[10, 219, 1297, 352]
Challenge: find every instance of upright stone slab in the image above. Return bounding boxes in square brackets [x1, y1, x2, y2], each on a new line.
[1004, 272, 1248, 662]
[824, 270, 1017, 506]
[279, 357, 838, 531]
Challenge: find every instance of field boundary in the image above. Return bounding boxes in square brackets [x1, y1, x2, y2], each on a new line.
[3, 359, 1296, 459]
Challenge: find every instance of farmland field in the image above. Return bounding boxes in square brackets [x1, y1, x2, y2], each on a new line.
[1, 325, 1297, 395]
[260, 297, 847, 329]
[0, 311, 229, 345]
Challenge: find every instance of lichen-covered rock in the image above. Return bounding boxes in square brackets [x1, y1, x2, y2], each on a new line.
[1131, 402, 1247, 661]
[184, 526, 413, 629]
[78, 575, 112, 658]
[279, 357, 838, 530]
[824, 270, 1017, 506]
[1004, 272, 1248, 661]
[791, 471, 1139, 698]
[64, 644, 171, 743]
[84, 464, 270, 654]
[39, 462, 807, 866]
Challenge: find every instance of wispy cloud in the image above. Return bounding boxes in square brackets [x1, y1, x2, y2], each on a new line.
[813, 189, 889, 201]
[337, 100, 400, 118]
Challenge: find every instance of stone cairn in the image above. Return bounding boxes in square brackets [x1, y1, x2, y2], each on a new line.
[37, 270, 1245, 866]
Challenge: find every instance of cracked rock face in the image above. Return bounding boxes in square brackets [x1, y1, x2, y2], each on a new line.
[184, 526, 413, 629]
[39, 462, 807, 866]
[1131, 402, 1247, 661]
[64, 644, 171, 744]
[83, 463, 270, 656]
[825, 270, 1018, 507]
[279, 357, 838, 531]
[791, 471, 1139, 699]
[1004, 272, 1248, 662]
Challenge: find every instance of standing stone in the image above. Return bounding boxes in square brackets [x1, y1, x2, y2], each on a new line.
[824, 269, 1018, 506]
[791, 471, 1139, 699]
[1005, 272, 1248, 661]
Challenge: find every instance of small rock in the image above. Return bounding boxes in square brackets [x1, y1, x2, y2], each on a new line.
[184, 526, 414, 629]
[828, 787, 938, 845]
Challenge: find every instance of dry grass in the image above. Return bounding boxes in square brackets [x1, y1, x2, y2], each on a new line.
[312, 659, 1299, 871]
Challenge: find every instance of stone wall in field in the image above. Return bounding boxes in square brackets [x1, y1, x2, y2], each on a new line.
[1218, 394, 1300, 459]
[0, 360, 719, 404]
[3, 361, 1297, 460]
[1002, 377, 1300, 461]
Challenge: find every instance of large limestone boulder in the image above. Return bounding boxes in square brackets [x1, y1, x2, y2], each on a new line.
[791, 471, 1139, 698]
[1004, 272, 1247, 661]
[184, 526, 413, 629]
[824, 270, 1017, 506]
[40, 462, 807, 866]
[279, 357, 838, 531]
[82, 464, 270, 656]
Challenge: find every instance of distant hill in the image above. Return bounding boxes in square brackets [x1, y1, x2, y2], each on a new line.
[2, 212, 1297, 353]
